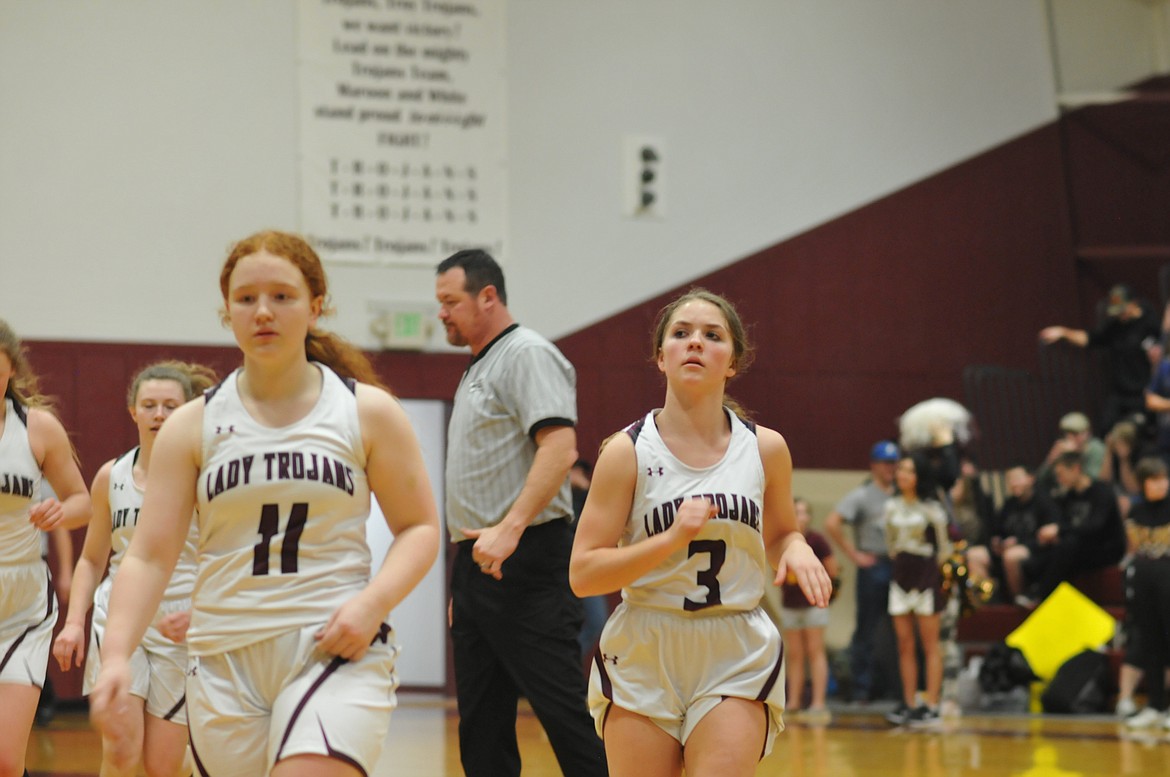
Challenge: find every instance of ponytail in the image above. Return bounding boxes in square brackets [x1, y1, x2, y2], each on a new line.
[723, 395, 754, 423]
[306, 330, 388, 391]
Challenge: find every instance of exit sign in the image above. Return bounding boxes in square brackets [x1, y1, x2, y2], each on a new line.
[369, 302, 433, 350]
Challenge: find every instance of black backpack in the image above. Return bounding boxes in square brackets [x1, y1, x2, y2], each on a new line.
[1040, 649, 1110, 714]
[978, 643, 1038, 693]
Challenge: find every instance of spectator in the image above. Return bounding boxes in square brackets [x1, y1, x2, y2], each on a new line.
[1121, 457, 1170, 730]
[949, 455, 993, 548]
[782, 498, 838, 722]
[1100, 417, 1142, 516]
[970, 466, 1047, 599]
[1008, 451, 1126, 608]
[823, 440, 900, 703]
[1036, 412, 1107, 491]
[1114, 559, 1170, 719]
[1144, 336, 1170, 465]
[1040, 283, 1161, 434]
[570, 459, 609, 660]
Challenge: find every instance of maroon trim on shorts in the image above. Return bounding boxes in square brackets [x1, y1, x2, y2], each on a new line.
[190, 736, 210, 776]
[163, 694, 186, 722]
[320, 721, 368, 777]
[274, 655, 347, 765]
[754, 638, 785, 761]
[593, 647, 614, 736]
[592, 647, 613, 701]
[755, 638, 784, 702]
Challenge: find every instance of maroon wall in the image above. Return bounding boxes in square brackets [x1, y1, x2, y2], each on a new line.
[1060, 76, 1170, 320]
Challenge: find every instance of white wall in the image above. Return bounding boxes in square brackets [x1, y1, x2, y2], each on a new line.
[1048, 0, 1170, 95]
[366, 399, 447, 689]
[505, 1, 1058, 338]
[2, 1, 1061, 348]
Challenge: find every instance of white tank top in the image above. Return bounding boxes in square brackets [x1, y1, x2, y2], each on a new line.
[188, 364, 372, 655]
[106, 447, 197, 606]
[0, 397, 44, 566]
[620, 408, 769, 614]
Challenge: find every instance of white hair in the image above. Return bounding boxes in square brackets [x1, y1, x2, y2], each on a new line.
[898, 397, 973, 451]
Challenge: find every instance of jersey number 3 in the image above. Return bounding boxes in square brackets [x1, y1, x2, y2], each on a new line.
[683, 539, 726, 611]
[253, 502, 308, 575]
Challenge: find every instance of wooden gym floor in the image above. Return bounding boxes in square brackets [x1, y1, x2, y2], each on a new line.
[27, 696, 1170, 776]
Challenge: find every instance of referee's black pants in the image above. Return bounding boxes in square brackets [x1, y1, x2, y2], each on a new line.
[451, 519, 607, 777]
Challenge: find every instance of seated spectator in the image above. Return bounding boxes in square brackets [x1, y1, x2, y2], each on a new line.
[949, 455, 993, 548]
[1100, 417, 1142, 517]
[1006, 451, 1126, 608]
[1144, 337, 1170, 465]
[1035, 412, 1107, 491]
[968, 465, 1048, 597]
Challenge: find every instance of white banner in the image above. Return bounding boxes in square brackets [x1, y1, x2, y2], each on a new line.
[298, 0, 507, 266]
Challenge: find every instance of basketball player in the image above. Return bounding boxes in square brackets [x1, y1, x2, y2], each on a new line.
[89, 231, 440, 777]
[569, 289, 832, 777]
[0, 318, 91, 777]
[54, 361, 217, 777]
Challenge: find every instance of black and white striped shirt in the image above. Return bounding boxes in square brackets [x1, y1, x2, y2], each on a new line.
[445, 325, 577, 541]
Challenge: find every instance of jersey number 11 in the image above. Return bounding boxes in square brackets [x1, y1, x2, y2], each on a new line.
[253, 502, 308, 575]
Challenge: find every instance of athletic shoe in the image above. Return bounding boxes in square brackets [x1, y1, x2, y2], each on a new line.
[1115, 697, 1137, 718]
[907, 705, 941, 727]
[885, 703, 911, 726]
[1124, 707, 1163, 729]
[801, 707, 832, 725]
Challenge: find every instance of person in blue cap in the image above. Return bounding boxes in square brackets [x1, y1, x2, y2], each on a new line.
[824, 440, 901, 702]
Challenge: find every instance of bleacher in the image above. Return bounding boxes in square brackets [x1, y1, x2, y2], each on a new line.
[959, 346, 1128, 691]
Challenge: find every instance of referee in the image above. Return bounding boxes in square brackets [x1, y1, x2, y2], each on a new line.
[436, 249, 607, 777]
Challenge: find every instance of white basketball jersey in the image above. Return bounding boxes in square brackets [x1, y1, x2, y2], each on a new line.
[189, 364, 372, 656]
[0, 398, 43, 566]
[106, 447, 197, 604]
[620, 408, 768, 613]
